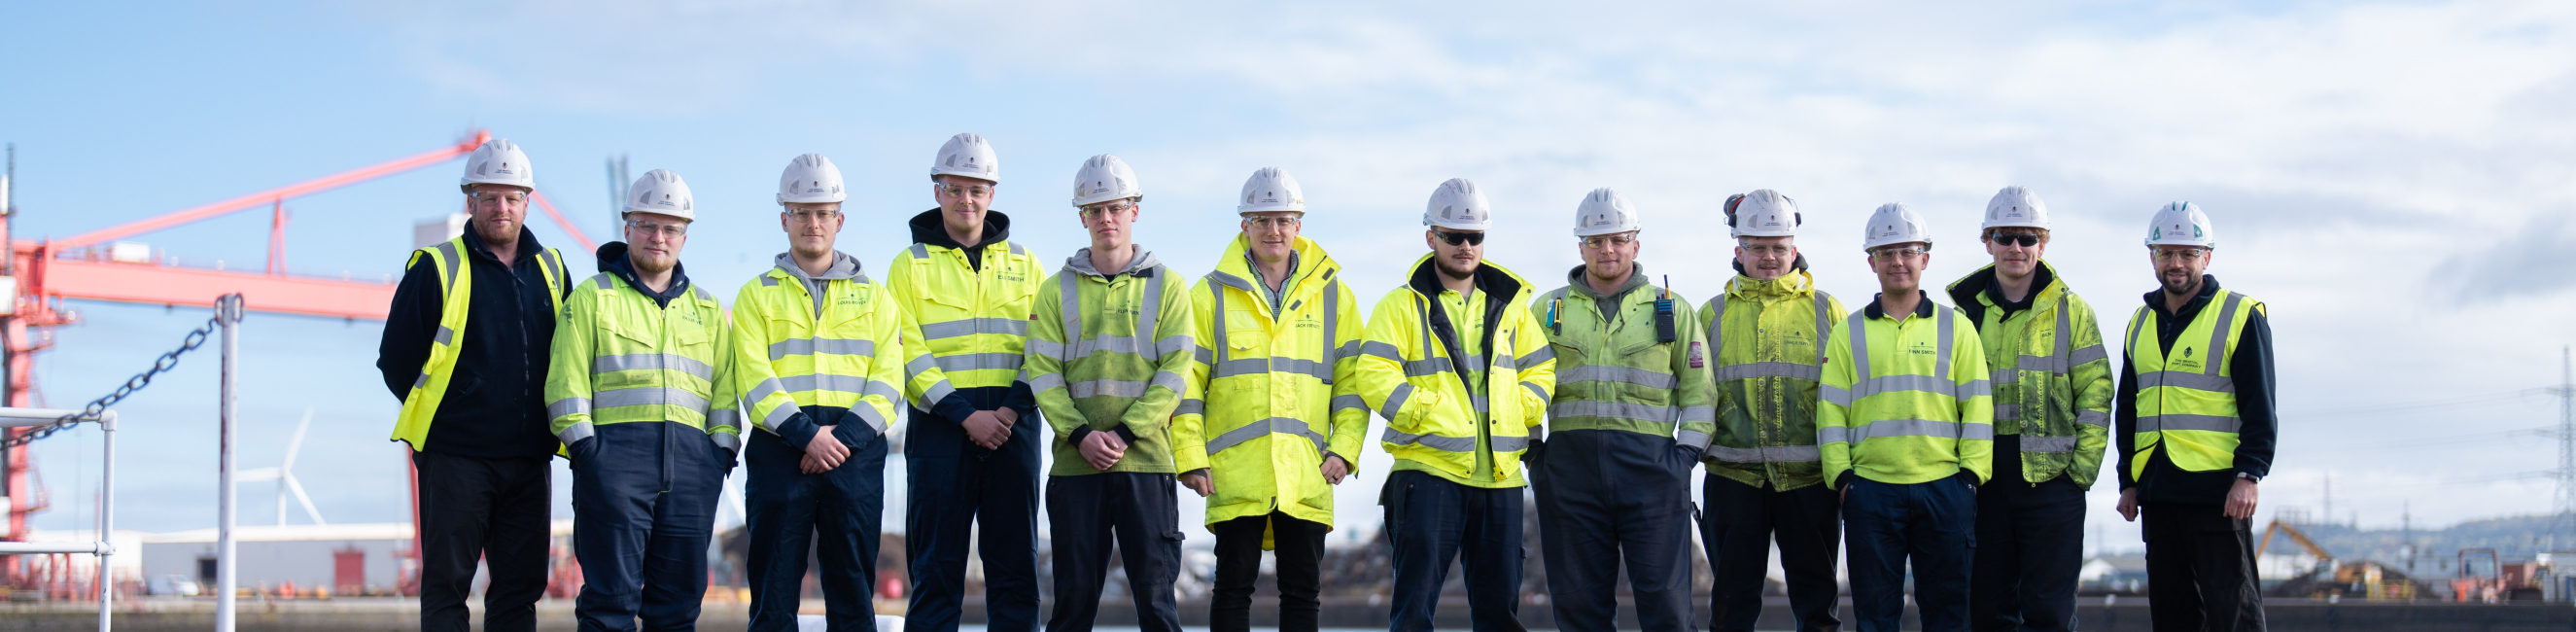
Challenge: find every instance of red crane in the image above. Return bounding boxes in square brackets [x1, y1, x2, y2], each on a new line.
[0, 129, 598, 589]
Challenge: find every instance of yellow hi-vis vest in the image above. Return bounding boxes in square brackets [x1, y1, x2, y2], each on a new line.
[2125, 289, 2260, 481]
[390, 236, 569, 452]
[1353, 256, 1555, 486]
[1699, 271, 1844, 491]
[887, 240, 1042, 410]
[1172, 235, 1370, 531]
[728, 265, 913, 439]
[545, 272, 742, 451]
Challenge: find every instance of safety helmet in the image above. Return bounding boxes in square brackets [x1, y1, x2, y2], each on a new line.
[1860, 202, 1932, 251]
[459, 139, 536, 193]
[2144, 201, 2215, 249]
[1423, 178, 1493, 230]
[1572, 188, 1640, 236]
[624, 169, 695, 221]
[1982, 186, 2049, 230]
[777, 154, 846, 204]
[930, 133, 999, 183]
[1729, 189, 1800, 237]
[1237, 167, 1305, 214]
[1070, 155, 1142, 207]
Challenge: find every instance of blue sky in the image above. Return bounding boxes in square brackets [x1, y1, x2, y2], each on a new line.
[13, 0, 2576, 555]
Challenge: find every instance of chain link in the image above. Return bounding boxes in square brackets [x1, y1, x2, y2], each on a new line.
[0, 315, 225, 449]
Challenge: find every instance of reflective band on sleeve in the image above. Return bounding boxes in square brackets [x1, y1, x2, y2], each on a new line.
[1174, 399, 1204, 416]
[707, 409, 740, 429]
[2020, 436, 2077, 453]
[593, 354, 715, 380]
[434, 326, 455, 346]
[1403, 358, 1454, 377]
[1962, 379, 1991, 398]
[1336, 340, 1366, 361]
[1150, 370, 1189, 393]
[556, 421, 594, 444]
[414, 371, 433, 390]
[548, 397, 592, 419]
[1520, 381, 1548, 404]
[1674, 430, 1712, 450]
[919, 318, 1030, 339]
[1360, 341, 1404, 363]
[1028, 372, 1066, 392]
[935, 352, 1026, 372]
[1816, 426, 1849, 444]
[1713, 361, 1822, 382]
[1023, 339, 1064, 361]
[769, 337, 877, 361]
[1557, 365, 1677, 389]
[760, 403, 798, 430]
[1707, 444, 1823, 463]
[2075, 409, 2110, 428]
[1378, 383, 1414, 420]
[2071, 344, 2108, 366]
[1332, 394, 1369, 414]
[853, 405, 889, 433]
[865, 378, 904, 402]
[1517, 345, 1555, 367]
[922, 380, 957, 407]
[1158, 335, 1194, 358]
[1678, 404, 1716, 423]
[1548, 400, 1679, 424]
[596, 387, 711, 412]
[748, 377, 787, 405]
[1820, 384, 1853, 406]
[1069, 379, 1149, 399]
[710, 431, 740, 452]
[1195, 345, 1215, 366]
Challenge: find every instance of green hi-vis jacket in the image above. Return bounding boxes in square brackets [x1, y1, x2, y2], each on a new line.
[1353, 255, 1556, 488]
[1818, 293, 1994, 488]
[1530, 263, 1718, 446]
[729, 253, 915, 444]
[545, 271, 741, 451]
[1172, 235, 1370, 530]
[1698, 269, 1847, 491]
[1026, 247, 1197, 476]
[1946, 262, 2114, 489]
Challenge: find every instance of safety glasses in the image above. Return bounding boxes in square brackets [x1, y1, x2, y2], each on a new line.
[1988, 233, 2042, 247]
[1434, 230, 1485, 246]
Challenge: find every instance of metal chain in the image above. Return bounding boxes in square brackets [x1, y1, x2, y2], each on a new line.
[0, 315, 225, 449]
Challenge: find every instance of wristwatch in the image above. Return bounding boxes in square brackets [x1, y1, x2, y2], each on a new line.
[2236, 472, 2260, 483]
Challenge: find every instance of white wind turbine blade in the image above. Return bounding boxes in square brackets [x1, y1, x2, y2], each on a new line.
[282, 406, 314, 472]
[283, 474, 326, 526]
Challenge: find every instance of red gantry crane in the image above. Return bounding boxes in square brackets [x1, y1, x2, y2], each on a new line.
[0, 129, 597, 591]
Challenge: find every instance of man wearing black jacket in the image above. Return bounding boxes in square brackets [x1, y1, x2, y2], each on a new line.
[375, 139, 573, 632]
[2114, 202, 2273, 632]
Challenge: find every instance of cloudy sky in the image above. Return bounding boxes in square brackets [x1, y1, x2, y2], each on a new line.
[12, 0, 2576, 556]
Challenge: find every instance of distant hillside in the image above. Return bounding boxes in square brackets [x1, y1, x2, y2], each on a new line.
[2269, 513, 2576, 573]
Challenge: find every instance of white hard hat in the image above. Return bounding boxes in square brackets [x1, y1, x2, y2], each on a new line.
[1860, 202, 1932, 251]
[459, 139, 536, 193]
[1070, 155, 1142, 207]
[1730, 189, 1800, 237]
[625, 169, 695, 222]
[1423, 178, 1493, 230]
[2144, 201, 2215, 248]
[1572, 188, 1640, 236]
[1982, 186, 2049, 230]
[930, 133, 1000, 183]
[777, 154, 846, 204]
[1236, 167, 1305, 214]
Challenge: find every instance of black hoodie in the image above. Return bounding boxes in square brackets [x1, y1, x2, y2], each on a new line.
[594, 241, 692, 307]
[908, 209, 1013, 271]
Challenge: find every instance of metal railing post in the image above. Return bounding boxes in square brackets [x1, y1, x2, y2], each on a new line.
[98, 408, 115, 631]
[214, 294, 242, 632]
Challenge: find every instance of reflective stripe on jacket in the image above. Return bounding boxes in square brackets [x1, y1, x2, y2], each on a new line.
[2125, 288, 2260, 480]
[1173, 235, 1369, 529]
[1352, 254, 1555, 487]
[728, 260, 913, 446]
[1531, 263, 1717, 447]
[1026, 247, 1196, 475]
[1946, 262, 2115, 489]
[390, 236, 569, 452]
[886, 238, 1042, 409]
[1697, 269, 1845, 491]
[546, 272, 741, 451]
[1818, 295, 1994, 487]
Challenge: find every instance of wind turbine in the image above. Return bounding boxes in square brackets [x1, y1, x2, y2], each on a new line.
[237, 406, 325, 526]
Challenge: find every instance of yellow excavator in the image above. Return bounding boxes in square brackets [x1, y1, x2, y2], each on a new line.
[2259, 520, 2433, 601]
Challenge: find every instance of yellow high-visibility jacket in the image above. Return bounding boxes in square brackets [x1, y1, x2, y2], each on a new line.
[1818, 293, 1993, 488]
[545, 269, 741, 452]
[1026, 247, 1196, 475]
[884, 225, 1043, 413]
[1946, 262, 2114, 489]
[1698, 269, 1845, 491]
[1353, 255, 1555, 488]
[1173, 235, 1370, 529]
[1529, 263, 1718, 447]
[728, 253, 914, 446]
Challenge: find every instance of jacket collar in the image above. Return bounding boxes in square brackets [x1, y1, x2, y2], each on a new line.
[1064, 245, 1163, 279]
[1862, 290, 1935, 321]
[1208, 234, 1340, 297]
[596, 241, 692, 308]
[1946, 261, 2062, 312]
[1406, 253, 1530, 304]
[1565, 262, 1650, 303]
[771, 251, 866, 285]
[2143, 273, 2223, 320]
[1725, 268, 1819, 302]
[907, 208, 1014, 252]
[460, 224, 545, 265]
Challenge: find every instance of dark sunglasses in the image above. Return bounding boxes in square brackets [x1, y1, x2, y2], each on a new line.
[1989, 233, 2042, 247]
[1434, 230, 1485, 246]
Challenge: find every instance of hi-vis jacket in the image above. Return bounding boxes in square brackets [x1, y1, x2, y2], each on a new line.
[729, 253, 915, 447]
[1530, 263, 1717, 446]
[545, 264, 742, 454]
[1946, 262, 2114, 489]
[2123, 286, 2264, 482]
[1698, 268, 1847, 491]
[1173, 235, 1370, 529]
[885, 215, 1044, 416]
[389, 233, 572, 453]
[1026, 247, 1196, 476]
[1819, 293, 1994, 488]
[1354, 255, 1556, 488]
